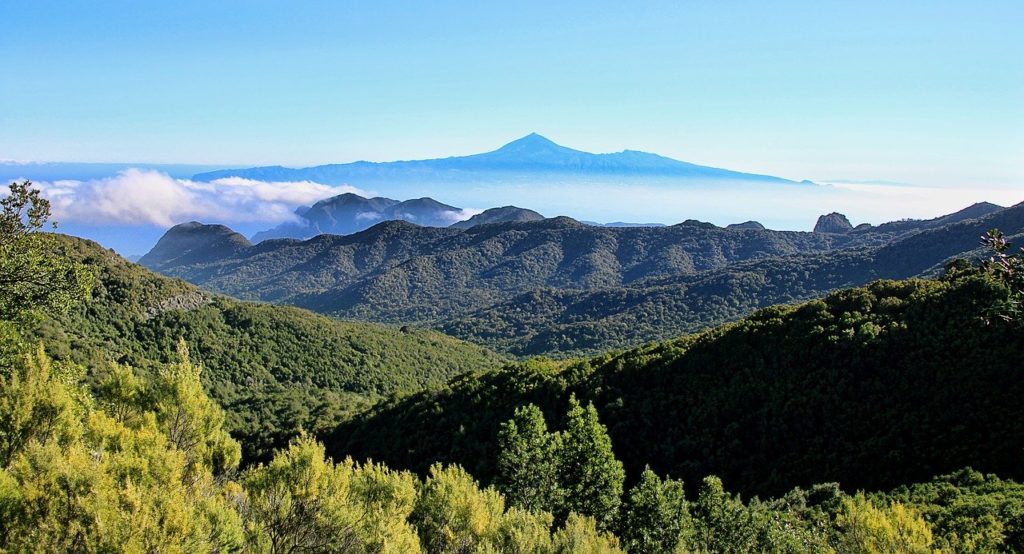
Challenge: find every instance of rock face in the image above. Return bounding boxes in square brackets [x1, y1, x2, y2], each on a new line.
[726, 221, 766, 231]
[813, 213, 854, 234]
[449, 206, 544, 229]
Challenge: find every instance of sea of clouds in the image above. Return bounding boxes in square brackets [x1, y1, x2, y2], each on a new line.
[34, 169, 370, 227]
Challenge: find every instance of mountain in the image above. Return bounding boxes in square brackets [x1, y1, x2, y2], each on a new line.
[326, 271, 1024, 500]
[449, 206, 544, 229]
[140, 216, 879, 326]
[138, 221, 251, 269]
[36, 235, 504, 461]
[252, 193, 465, 242]
[846, 201, 1004, 236]
[445, 201, 1024, 355]
[192, 133, 802, 186]
[813, 212, 854, 233]
[138, 202, 1019, 356]
[726, 221, 766, 230]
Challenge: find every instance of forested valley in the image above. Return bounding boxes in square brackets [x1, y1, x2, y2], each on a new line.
[4, 180, 1024, 552]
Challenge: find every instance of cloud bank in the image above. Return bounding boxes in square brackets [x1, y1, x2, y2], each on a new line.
[35, 169, 366, 227]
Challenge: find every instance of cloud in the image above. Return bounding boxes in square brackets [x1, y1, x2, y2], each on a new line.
[35, 169, 367, 227]
[443, 208, 483, 224]
[355, 211, 383, 221]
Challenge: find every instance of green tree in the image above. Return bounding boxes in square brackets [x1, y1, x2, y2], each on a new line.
[153, 339, 241, 480]
[242, 436, 365, 553]
[496, 403, 563, 514]
[551, 512, 623, 553]
[0, 349, 244, 553]
[556, 395, 624, 530]
[0, 344, 86, 467]
[618, 466, 692, 553]
[835, 493, 935, 554]
[412, 463, 506, 553]
[0, 180, 92, 324]
[691, 476, 759, 553]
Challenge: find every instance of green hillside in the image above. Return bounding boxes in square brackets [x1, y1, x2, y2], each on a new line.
[139, 202, 1020, 358]
[327, 270, 1024, 500]
[32, 235, 505, 461]
[445, 203, 1024, 355]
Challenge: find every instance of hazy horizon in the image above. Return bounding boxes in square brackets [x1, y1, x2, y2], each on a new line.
[3, 1, 1021, 254]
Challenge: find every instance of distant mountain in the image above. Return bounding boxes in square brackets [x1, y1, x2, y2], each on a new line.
[192, 133, 803, 186]
[445, 202, 1024, 355]
[252, 193, 465, 242]
[138, 201, 1016, 356]
[726, 221, 766, 230]
[813, 212, 854, 234]
[449, 206, 544, 230]
[847, 201, 1004, 236]
[138, 221, 251, 270]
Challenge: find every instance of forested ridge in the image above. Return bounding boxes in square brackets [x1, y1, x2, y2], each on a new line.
[139, 201, 1019, 357]
[330, 271, 1024, 498]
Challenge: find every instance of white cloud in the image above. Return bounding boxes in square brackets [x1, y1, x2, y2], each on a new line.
[355, 211, 383, 221]
[34, 169, 367, 227]
[444, 208, 483, 224]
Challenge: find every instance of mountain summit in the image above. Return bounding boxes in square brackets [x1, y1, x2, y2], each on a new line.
[192, 134, 802, 186]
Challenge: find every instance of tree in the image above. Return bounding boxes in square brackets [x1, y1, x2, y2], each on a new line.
[0, 180, 92, 324]
[551, 512, 623, 554]
[152, 339, 241, 481]
[618, 467, 692, 553]
[0, 344, 86, 468]
[412, 463, 506, 553]
[691, 476, 759, 552]
[0, 349, 244, 553]
[242, 436, 363, 553]
[496, 403, 563, 514]
[980, 229, 1024, 323]
[556, 395, 624, 530]
[835, 493, 935, 554]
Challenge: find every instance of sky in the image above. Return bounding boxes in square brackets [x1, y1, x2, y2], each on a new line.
[1, 1, 1022, 254]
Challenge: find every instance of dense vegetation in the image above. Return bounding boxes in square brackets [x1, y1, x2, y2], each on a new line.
[140, 201, 1016, 357]
[444, 203, 1024, 355]
[329, 269, 1024, 501]
[32, 234, 503, 462]
[6, 180, 1024, 551]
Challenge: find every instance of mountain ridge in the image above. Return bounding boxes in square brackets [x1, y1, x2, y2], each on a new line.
[192, 133, 803, 185]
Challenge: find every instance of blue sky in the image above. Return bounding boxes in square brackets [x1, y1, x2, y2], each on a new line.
[2, 1, 1022, 188]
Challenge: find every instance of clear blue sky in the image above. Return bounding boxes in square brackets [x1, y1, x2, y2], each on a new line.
[2, 0, 1022, 187]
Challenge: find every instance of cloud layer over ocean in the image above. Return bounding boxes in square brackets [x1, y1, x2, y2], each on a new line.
[35, 169, 368, 227]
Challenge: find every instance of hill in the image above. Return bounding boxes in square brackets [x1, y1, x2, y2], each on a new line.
[137, 220, 251, 269]
[253, 193, 467, 242]
[192, 133, 802, 185]
[140, 216, 873, 322]
[139, 202, 1017, 356]
[445, 201, 1024, 354]
[326, 271, 1024, 500]
[449, 205, 545, 229]
[34, 235, 505, 461]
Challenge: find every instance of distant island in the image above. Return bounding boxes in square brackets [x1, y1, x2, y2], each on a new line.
[193, 133, 809, 187]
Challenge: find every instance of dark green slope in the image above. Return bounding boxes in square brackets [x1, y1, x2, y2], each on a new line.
[326, 272, 1024, 499]
[446, 202, 1024, 355]
[34, 235, 505, 461]
[142, 215, 903, 319]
